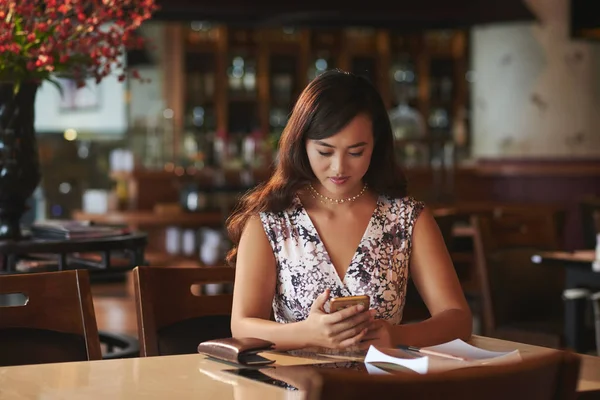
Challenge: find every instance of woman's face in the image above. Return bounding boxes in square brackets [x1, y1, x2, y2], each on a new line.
[305, 113, 374, 198]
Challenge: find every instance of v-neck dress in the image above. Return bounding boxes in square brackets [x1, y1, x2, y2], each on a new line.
[259, 195, 425, 326]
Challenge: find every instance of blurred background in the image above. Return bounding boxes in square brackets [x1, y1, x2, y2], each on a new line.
[17, 0, 600, 354]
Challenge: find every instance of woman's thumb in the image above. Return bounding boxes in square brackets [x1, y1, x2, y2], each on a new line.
[311, 288, 330, 311]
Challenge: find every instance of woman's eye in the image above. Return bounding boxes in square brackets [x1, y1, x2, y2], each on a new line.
[318, 151, 333, 157]
[349, 152, 364, 157]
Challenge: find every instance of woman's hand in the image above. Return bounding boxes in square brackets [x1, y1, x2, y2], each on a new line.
[302, 289, 374, 349]
[358, 319, 394, 350]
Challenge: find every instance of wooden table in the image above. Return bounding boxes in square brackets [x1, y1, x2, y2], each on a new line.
[532, 250, 600, 353]
[0, 336, 598, 399]
[532, 250, 597, 265]
[0, 232, 147, 273]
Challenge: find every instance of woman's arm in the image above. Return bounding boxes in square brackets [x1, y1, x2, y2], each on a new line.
[231, 216, 309, 350]
[392, 206, 473, 347]
[361, 206, 472, 349]
[231, 216, 373, 351]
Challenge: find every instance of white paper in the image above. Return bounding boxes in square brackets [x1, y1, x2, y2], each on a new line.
[364, 339, 521, 375]
[364, 362, 392, 375]
[423, 339, 518, 360]
[365, 345, 429, 374]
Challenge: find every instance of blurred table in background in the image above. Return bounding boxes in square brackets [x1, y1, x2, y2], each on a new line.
[533, 250, 600, 353]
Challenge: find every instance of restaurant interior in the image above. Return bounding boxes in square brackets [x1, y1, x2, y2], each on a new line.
[1, 0, 600, 398]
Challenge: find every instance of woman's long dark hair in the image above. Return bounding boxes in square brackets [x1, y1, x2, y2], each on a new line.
[225, 69, 407, 265]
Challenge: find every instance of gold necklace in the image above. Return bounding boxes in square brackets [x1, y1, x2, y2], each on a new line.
[308, 183, 368, 205]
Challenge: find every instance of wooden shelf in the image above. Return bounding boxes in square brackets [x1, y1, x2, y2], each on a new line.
[73, 210, 224, 227]
[145, 252, 227, 268]
[473, 162, 600, 177]
[164, 25, 471, 160]
[453, 225, 476, 238]
[110, 167, 272, 182]
[145, 252, 201, 268]
[185, 42, 218, 53]
[228, 94, 258, 102]
[110, 170, 178, 181]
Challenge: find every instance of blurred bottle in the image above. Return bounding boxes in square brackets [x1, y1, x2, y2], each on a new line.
[34, 185, 47, 222]
[594, 234, 600, 272]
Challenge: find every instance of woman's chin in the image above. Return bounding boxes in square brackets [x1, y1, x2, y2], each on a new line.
[322, 181, 360, 196]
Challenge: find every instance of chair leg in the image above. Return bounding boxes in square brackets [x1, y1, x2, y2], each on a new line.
[562, 288, 591, 353]
[590, 292, 600, 356]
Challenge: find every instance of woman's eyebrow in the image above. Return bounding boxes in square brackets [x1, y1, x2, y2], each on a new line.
[315, 141, 367, 149]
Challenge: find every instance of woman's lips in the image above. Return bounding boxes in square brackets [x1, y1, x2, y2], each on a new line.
[329, 177, 349, 185]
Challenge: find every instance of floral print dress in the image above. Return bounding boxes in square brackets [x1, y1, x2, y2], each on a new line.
[259, 195, 425, 326]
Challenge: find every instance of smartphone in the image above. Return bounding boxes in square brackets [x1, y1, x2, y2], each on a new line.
[329, 295, 370, 313]
[239, 352, 276, 366]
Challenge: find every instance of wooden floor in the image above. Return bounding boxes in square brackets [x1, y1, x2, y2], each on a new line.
[91, 275, 138, 339]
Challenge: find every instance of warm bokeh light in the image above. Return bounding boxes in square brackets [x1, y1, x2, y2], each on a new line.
[63, 128, 77, 141]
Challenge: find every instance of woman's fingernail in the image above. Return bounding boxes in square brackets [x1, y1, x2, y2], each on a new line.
[357, 304, 365, 311]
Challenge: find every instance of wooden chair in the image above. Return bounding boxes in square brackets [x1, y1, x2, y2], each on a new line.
[475, 206, 564, 251]
[133, 266, 235, 357]
[580, 196, 600, 249]
[433, 207, 458, 251]
[308, 350, 581, 400]
[0, 270, 102, 366]
[472, 208, 566, 348]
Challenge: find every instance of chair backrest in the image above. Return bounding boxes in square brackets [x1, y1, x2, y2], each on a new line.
[475, 206, 564, 253]
[433, 207, 457, 251]
[308, 350, 581, 400]
[133, 265, 235, 357]
[472, 209, 565, 336]
[0, 270, 102, 366]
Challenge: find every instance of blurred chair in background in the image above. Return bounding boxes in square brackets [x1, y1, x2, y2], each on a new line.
[580, 196, 600, 249]
[472, 207, 566, 348]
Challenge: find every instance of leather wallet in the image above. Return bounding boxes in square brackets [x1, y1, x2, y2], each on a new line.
[197, 337, 276, 366]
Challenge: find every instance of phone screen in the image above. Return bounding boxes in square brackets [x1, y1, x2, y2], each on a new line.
[329, 296, 370, 313]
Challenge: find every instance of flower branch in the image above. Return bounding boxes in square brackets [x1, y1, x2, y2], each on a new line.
[0, 0, 158, 90]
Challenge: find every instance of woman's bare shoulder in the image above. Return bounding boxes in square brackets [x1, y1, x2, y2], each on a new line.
[238, 215, 275, 264]
[243, 214, 268, 235]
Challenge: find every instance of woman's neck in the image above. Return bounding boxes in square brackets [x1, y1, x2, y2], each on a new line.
[299, 186, 377, 214]
[309, 181, 367, 203]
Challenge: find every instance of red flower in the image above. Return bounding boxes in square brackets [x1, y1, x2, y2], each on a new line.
[1, 0, 159, 86]
[36, 22, 48, 33]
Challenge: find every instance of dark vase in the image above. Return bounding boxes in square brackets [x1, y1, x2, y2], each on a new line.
[0, 82, 41, 240]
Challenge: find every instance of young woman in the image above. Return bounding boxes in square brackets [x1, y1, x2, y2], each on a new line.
[227, 70, 471, 351]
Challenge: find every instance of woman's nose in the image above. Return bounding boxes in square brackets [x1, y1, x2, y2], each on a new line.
[331, 155, 345, 175]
